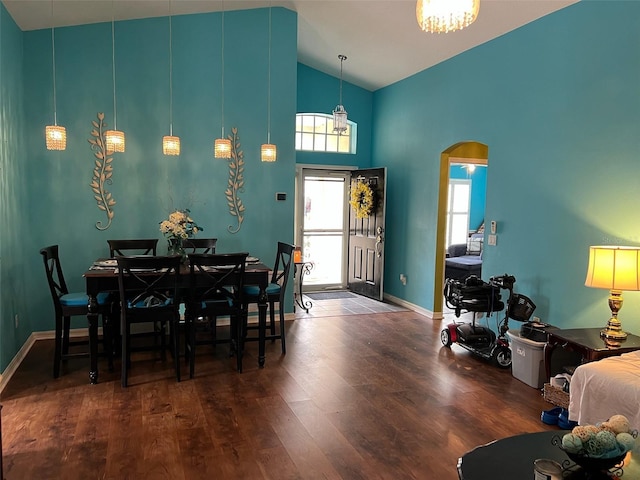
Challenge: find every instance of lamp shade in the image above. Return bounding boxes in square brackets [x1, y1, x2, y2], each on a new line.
[585, 246, 640, 291]
[105, 129, 125, 153]
[214, 138, 231, 158]
[261, 143, 277, 162]
[163, 135, 180, 156]
[45, 125, 67, 150]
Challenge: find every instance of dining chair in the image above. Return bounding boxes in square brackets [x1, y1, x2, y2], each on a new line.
[116, 254, 182, 387]
[185, 252, 248, 376]
[40, 245, 113, 378]
[182, 238, 218, 254]
[242, 242, 294, 355]
[107, 239, 158, 257]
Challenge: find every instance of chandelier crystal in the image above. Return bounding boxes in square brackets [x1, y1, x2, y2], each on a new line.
[416, 0, 480, 34]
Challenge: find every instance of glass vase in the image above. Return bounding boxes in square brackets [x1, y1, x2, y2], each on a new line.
[167, 238, 187, 264]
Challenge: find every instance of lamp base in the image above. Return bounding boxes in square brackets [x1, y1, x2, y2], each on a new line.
[600, 319, 627, 347]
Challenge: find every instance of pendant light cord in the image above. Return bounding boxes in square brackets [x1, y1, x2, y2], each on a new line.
[267, 5, 272, 144]
[339, 55, 345, 106]
[111, 3, 117, 130]
[51, 0, 58, 125]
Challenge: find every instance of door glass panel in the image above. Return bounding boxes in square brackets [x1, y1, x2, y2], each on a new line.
[301, 174, 347, 288]
[302, 234, 343, 285]
[304, 177, 344, 230]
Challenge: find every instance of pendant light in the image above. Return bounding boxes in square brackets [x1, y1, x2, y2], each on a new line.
[214, 3, 231, 158]
[261, 5, 276, 162]
[332, 54, 348, 134]
[45, 0, 67, 150]
[105, 3, 125, 153]
[162, 1, 180, 156]
[416, 0, 480, 34]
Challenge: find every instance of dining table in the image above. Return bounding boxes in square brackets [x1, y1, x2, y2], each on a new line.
[83, 257, 271, 384]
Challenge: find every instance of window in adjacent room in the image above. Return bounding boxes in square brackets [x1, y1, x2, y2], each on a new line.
[446, 179, 471, 249]
[295, 113, 357, 154]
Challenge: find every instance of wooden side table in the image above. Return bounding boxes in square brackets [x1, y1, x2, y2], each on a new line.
[544, 328, 640, 379]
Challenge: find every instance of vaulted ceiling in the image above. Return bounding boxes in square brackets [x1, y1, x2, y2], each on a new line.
[2, 0, 578, 91]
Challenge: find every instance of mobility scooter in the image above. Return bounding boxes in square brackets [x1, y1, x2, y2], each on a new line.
[441, 273, 536, 368]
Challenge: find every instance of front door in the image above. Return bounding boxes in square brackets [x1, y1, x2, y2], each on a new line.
[347, 168, 386, 300]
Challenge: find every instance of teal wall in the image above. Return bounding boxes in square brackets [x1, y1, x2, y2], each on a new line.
[0, 4, 28, 371]
[3, 1, 640, 372]
[449, 165, 487, 233]
[296, 63, 373, 168]
[374, 1, 640, 329]
[0, 7, 297, 371]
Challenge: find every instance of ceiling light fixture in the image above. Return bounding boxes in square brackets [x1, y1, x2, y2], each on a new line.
[261, 6, 276, 163]
[332, 54, 348, 134]
[105, 2, 125, 153]
[45, 0, 66, 151]
[214, 3, 231, 159]
[416, 0, 480, 34]
[162, 1, 180, 156]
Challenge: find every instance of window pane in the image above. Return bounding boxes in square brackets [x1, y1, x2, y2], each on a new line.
[452, 184, 470, 212]
[314, 116, 328, 134]
[303, 234, 343, 285]
[451, 214, 469, 245]
[313, 134, 326, 151]
[302, 115, 315, 132]
[326, 134, 338, 152]
[301, 133, 314, 151]
[337, 134, 350, 153]
[295, 132, 301, 150]
[296, 115, 302, 130]
[304, 177, 344, 230]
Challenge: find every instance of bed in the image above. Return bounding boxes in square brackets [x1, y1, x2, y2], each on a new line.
[444, 233, 483, 280]
[568, 350, 640, 428]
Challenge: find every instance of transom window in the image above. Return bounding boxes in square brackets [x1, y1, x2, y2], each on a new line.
[295, 113, 356, 154]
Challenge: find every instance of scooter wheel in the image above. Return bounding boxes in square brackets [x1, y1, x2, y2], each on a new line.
[492, 346, 512, 368]
[440, 328, 452, 347]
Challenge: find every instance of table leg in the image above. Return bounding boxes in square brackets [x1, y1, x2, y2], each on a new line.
[544, 342, 556, 380]
[87, 294, 100, 384]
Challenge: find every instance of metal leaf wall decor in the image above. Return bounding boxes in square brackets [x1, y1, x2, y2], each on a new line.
[226, 127, 245, 234]
[88, 112, 116, 230]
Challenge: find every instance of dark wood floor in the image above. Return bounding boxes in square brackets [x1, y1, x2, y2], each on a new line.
[0, 311, 559, 479]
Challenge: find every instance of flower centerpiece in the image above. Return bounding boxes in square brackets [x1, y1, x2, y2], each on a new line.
[159, 209, 203, 259]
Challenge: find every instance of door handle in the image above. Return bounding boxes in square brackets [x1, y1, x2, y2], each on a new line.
[375, 226, 384, 258]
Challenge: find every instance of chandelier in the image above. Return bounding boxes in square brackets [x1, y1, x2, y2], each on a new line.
[332, 54, 348, 134]
[416, 0, 480, 34]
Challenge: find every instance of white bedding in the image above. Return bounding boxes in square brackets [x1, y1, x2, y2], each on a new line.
[569, 350, 640, 428]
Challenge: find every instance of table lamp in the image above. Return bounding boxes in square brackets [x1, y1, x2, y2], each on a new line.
[585, 245, 640, 343]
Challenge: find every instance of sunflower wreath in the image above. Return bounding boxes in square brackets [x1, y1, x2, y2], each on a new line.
[349, 180, 375, 219]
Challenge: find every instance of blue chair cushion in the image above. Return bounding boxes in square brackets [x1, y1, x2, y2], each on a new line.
[243, 283, 281, 296]
[60, 291, 110, 307]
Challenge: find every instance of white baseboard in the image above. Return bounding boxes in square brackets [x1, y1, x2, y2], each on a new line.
[382, 293, 439, 320]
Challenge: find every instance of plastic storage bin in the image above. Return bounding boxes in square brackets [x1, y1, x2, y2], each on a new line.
[507, 329, 546, 388]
